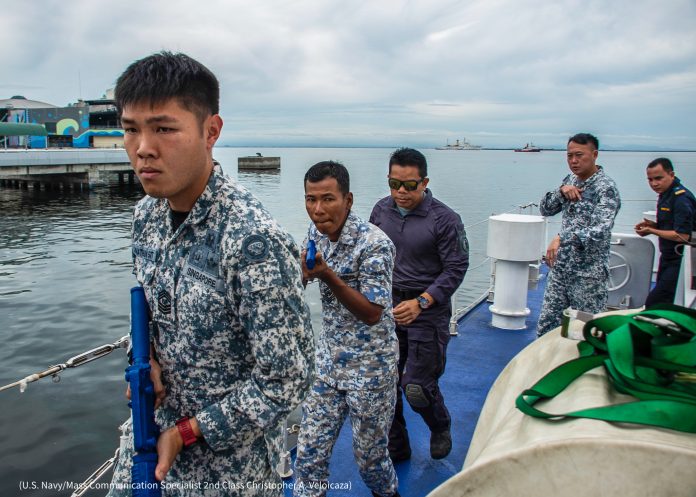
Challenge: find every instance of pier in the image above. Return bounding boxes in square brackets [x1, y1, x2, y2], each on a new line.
[0, 149, 134, 190]
[238, 155, 281, 170]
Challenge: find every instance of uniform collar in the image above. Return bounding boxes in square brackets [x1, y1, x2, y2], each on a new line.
[335, 210, 361, 247]
[184, 161, 222, 227]
[148, 161, 221, 234]
[661, 177, 683, 199]
[577, 164, 605, 186]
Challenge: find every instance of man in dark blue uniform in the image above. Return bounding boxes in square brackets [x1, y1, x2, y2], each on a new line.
[370, 148, 468, 461]
[635, 157, 696, 306]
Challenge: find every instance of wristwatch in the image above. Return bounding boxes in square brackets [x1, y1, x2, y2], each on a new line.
[176, 417, 198, 448]
[416, 295, 430, 309]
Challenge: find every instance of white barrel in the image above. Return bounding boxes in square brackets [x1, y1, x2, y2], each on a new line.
[427, 313, 696, 497]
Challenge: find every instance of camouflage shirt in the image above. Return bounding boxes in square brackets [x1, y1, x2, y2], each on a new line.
[540, 165, 621, 277]
[304, 211, 398, 391]
[131, 162, 314, 489]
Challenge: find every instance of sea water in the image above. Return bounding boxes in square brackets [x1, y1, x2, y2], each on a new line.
[1, 147, 695, 495]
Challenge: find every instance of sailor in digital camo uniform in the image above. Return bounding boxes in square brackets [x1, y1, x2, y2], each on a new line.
[537, 133, 621, 337]
[294, 162, 400, 497]
[107, 52, 314, 496]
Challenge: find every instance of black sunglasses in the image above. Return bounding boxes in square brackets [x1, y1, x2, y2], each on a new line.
[388, 178, 423, 191]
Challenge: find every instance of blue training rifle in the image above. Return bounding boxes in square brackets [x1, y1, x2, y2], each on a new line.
[306, 239, 316, 269]
[125, 287, 161, 496]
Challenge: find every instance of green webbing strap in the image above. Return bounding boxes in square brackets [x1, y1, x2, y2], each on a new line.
[516, 304, 696, 433]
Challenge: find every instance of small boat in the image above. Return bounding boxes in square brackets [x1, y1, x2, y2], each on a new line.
[436, 137, 482, 150]
[514, 142, 542, 152]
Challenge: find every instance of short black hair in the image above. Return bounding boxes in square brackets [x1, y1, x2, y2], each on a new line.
[389, 147, 428, 178]
[115, 51, 219, 122]
[647, 157, 674, 173]
[568, 133, 599, 150]
[304, 161, 350, 195]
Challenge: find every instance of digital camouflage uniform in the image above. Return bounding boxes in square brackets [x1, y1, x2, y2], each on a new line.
[294, 211, 399, 497]
[108, 163, 314, 497]
[537, 165, 621, 336]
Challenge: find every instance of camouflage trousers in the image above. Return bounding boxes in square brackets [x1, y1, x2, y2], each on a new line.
[537, 267, 608, 337]
[293, 379, 398, 497]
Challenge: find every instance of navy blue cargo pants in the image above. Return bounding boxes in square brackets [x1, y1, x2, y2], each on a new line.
[389, 298, 451, 455]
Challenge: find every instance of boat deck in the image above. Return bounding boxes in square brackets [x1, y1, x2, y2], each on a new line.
[284, 270, 546, 496]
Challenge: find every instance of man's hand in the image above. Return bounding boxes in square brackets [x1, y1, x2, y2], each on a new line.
[149, 358, 166, 409]
[393, 299, 422, 326]
[560, 185, 583, 202]
[635, 218, 656, 237]
[545, 235, 561, 267]
[155, 417, 202, 481]
[155, 425, 184, 481]
[125, 357, 166, 409]
[301, 251, 331, 282]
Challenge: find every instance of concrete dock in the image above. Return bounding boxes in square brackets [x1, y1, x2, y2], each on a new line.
[0, 148, 134, 190]
[238, 155, 280, 170]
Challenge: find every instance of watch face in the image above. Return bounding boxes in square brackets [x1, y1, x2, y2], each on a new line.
[417, 296, 428, 309]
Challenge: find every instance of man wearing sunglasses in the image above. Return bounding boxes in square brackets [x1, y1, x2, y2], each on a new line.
[370, 148, 469, 462]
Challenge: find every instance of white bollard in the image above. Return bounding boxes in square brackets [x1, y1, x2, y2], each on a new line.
[487, 214, 545, 329]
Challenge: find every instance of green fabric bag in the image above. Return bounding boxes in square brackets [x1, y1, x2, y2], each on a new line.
[516, 304, 696, 433]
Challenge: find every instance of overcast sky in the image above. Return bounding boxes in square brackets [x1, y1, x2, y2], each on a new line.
[2, 0, 695, 149]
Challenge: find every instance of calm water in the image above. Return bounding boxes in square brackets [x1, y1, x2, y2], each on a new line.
[1, 148, 695, 496]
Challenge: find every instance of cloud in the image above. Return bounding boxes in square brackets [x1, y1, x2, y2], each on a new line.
[2, 0, 695, 149]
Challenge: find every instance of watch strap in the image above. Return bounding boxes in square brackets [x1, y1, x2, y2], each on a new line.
[176, 417, 198, 447]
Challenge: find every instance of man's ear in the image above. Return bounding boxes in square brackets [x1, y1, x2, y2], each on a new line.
[205, 114, 223, 150]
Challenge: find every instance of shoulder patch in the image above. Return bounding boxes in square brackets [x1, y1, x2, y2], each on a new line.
[241, 234, 269, 262]
[458, 226, 469, 254]
[675, 189, 685, 195]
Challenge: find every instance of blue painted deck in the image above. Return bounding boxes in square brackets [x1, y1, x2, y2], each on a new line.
[284, 269, 547, 497]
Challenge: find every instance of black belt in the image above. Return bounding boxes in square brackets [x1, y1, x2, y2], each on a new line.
[392, 288, 424, 300]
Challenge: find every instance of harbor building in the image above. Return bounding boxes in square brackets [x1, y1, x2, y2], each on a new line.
[1, 90, 124, 149]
